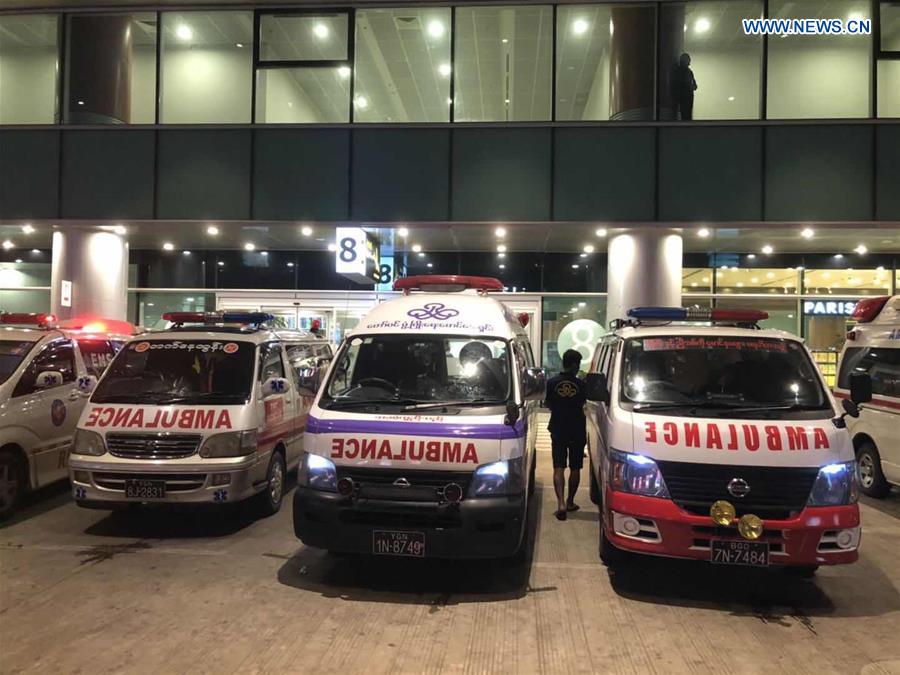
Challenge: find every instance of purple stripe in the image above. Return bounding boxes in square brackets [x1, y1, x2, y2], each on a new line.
[307, 415, 525, 440]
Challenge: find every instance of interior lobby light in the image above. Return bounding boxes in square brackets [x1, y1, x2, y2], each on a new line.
[854, 244, 868, 255]
[580, 253, 587, 258]
[761, 244, 774, 255]
[572, 18, 589, 35]
[21, 224, 34, 234]
[571, 264, 579, 269]
[747, 253, 756, 259]
[583, 244, 594, 253]
[695, 17, 711, 33]
[498, 252, 506, 259]
[438, 63, 451, 77]
[206, 225, 219, 236]
[354, 96, 368, 109]
[418, 252, 425, 258]
[217, 261, 225, 267]
[427, 19, 445, 38]
[14, 258, 22, 264]
[595, 228, 607, 237]
[313, 23, 329, 39]
[301, 226, 313, 236]
[727, 96, 735, 102]
[175, 24, 193, 41]
[697, 228, 710, 238]
[162, 242, 174, 251]
[502, 38, 509, 44]
[499, 263, 506, 269]
[244, 243, 255, 251]
[834, 253, 843, 259]
[338, 66, 351, 78]
[495, 227, 506, 238]
[235, 43, 244, 49]
[800, 227, 815, 239]
[397, 227, 409, 237]
[427, 263, 433, 268]
[31, 249, 40, 254]
[497, 244, 507, 253]
[183, 250, 191, 256]
[412, 244, 422, 253]
[261, 251, 268, 256]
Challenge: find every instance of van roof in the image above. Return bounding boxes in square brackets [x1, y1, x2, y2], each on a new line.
[610, 324, 802, 342]
[350, 289, 527, 340]
[129, 328, 320, 345]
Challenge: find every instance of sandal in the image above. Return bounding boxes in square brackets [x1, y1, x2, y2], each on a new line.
[566, 503, 580, 513]
[555, 510, 568, 521]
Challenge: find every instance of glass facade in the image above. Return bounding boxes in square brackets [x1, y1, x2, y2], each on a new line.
[0, 14, 59, 124]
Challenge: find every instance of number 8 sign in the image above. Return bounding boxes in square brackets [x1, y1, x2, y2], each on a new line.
[335, 227, 380, 284]
[557, 319, 603, 364]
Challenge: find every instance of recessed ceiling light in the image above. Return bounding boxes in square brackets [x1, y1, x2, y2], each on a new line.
[217, 261, 225, 267]
[834, 253, 843, 259]
[572, 18, 589, 35]
[751, 277, 759, 283]
[695, 17, 711, 33]
[162, 242, 174, 251]
[397, 227, 409, 237]
[244, 243, 255, 251]
[313, 23, 329, 39]
[504, 98, 511, 104]
[736, 282, 744, 287]
[176, 24, 192, 41]
[14, 258, 22, 264]
[800, 227, 815, 239]
[501, 38, 509, 44]
[438, 63, 451, 77]
[354, 96, 368, 109]
[183, 250, 191, 255]
[21, 224, 34, 234]
[571, 264, 579, 269]
[327, 242, 337, 252]
[418, 252, 425, 258]
[31, 248, 40, 254]
[747, 253, 756, 259]
[761, 244, 774, 255]
[301, 226, 313, 237]
[497, 244, 507, 253]
[766, 272, 775, 279]
[77, 100, 85, 106]
[427, 263, 433, 268]
[427, 19, 445, 38]
[854, 244, 867, 255]
[412, 244, 422, 253]
[697, 228, 710, 238]
[338, 66, 351, 79]
[261, 251, 268, 256]
[206, 226, 219, 236]
[580, 253, 587, 258]
[499, 263, 505, 269]
[186, 297, 195, 303]
[498, 252, 506, 259]
[595, 228, 607, 237]
[235, 43, 244, 48]
[495, 227, 506, 238]
[583, 244, 594, 253]
[727, 96, 735, 102]
[578, 302, 586, 307]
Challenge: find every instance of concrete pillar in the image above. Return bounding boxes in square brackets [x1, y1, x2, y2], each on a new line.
[66, 15, 133, 124]
[609, 6, 655, 121]
[51, 230, 128, 321]
[606, 228, 683, 324]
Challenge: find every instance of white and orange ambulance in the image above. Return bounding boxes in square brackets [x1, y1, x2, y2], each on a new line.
[584, 306, 864, 576]
[68, 312, 331, 516]
[836, 295, 899, 498]
[292, 275, 545, 559]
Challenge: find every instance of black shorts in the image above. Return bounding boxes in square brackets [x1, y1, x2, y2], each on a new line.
[551, 435, 586, 470]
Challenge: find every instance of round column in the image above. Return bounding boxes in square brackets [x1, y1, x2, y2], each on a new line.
[51, 230, 129, 321]
[606, 228, 683, 324]
[66, 15, 133, 124]
[609, 6, 656, 121]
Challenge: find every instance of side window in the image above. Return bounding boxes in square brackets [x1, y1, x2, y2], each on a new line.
[13, 340, 76, 397]
[522, 340, 535, 368]
[77, 340, 118, 378]
[593, 345, 608, 374]
[285, 344, 316, 383]
[258, 343, 286, 383]
[316, 344, 333, 359]
[839, 347, 900, 398]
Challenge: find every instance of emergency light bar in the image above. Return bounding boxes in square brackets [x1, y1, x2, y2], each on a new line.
[162, 311, 274, 326]
[627, 307, 769, 322]
[851, 296, 889, 324]
[394, 275, 504, 294]
[0, 312, 58, 328]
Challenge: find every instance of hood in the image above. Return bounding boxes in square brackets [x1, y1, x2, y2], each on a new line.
[305, 408, 524, 470]
[630, 412, 853, 467]
[81, 403, 246, 433]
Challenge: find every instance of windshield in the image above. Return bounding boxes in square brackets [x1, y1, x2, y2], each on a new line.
[323, 334, 511, 409]
[0, 340, 36, 384]
[77, 339, 125, 378]
[92, 339, 256, 405]
[620, 335, 831, 417]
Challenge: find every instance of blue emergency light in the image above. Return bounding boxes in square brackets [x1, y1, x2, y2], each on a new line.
[162, 311, 274, 325]
[627, 307, 769, 322]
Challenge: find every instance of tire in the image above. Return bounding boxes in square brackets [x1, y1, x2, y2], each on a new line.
[857, 442, 891, 499]
[0, 450, 26, 521]
[589, 459, 601, 506]
[254, 451, 286, 518]
[599, 518, 626, 568]
[785, 565, 819, 579]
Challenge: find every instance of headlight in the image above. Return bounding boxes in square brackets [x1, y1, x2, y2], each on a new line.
[199, 431, 257, 458]
[297, 452, 337, 492]
[72, 429, 106, 456]
[807, 461, 859, 506]
[468, 457, 524, 497]
[609, 449, 670, 498]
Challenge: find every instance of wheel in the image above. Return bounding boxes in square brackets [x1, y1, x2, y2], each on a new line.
[599, 517, 626, 568]
[857, 443, 891, 498]
[785, 565, 819, 579]
[0, 450, 25, 521]
[589, 459, 601, 506]
[254, 451, 286, 517]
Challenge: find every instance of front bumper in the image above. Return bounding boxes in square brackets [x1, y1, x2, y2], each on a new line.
[68, 454, 264, 507]
[604, 490, 860, 566]
[293, 487, 527, 559]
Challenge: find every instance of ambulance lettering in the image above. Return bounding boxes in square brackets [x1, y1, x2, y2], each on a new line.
[83, 407, 234, 430]
[330, 437, 479, 464]
[642, 421, 830, 452]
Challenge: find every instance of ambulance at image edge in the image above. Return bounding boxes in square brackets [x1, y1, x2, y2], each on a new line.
[836, 295, 900, 499]
[68, 312, 332, 515]
[292, 276, 545, 559]
[0, 312, 130, 518]
[584, 306, 867, 575]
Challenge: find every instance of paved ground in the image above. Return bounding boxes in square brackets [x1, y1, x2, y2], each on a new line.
[1, 433, 899, 674]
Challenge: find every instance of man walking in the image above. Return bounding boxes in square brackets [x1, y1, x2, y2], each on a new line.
[545, 349, 587, 521]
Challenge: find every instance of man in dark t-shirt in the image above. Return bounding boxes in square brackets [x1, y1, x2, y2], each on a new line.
[545, 349, 587, 521]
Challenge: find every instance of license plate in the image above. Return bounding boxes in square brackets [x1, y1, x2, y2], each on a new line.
[124, 479, 166, 500]
[711, 539, 769, 567]
[372, 530, 425, 558]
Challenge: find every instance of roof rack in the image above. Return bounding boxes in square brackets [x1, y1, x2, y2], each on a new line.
[610, 306, 769, 330]
[162, 311, 275, 329]
[394, 275, 504, 295]
[0, 312, 58, 329]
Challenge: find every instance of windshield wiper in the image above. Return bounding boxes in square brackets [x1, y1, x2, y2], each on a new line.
[91, 392, 174, 404]
[154, 392, 247, 404]
[724, 403, 831, 414]
[325, 397, 421, 409]
[401, 398, 503, 412]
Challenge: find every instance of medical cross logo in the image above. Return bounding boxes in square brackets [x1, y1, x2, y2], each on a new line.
[406, 303, 460, 321]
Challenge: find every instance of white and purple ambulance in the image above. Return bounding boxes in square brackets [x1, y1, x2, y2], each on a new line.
[292, 275, 545, 559]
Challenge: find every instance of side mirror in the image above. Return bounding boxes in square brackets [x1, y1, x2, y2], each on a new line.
[842, 398, 860, 419]
[296, 367, 322, 397]
[505, 399, 520, 426]
[76, 375, 98, 395]
[849, 372, 872, 405]
[522, 367, 546, 401]
[35, 370, 63, 389]
[262, 376, 291, 398]
[585, 373, 610, 404]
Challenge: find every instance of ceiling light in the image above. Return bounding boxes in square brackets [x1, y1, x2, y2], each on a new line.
[495, 227, 506, 238]
[112, 225, 126, 235]
[727, 96, 735, 102]
[77, 100, 85, 106]
[21, 224, 34, 234]
[354, 96, 368, 109]
[502, 38, 509, 44]
[14, 258, 22, 264]
[418, 252, 425, 258]
[313, 23, 329, 39]
[261, 251, 268, 256]
[235, 43, 244, 49]
[427, 19, 445, 38]
[162, 242, 174, 251]
[571, 264, 579, 269]
[572, 18, 589, 35]
[217, 261, 224, 267]
[301, 226, 313, 236]
[876, 265, 885, 272]
[438, 63, 451, 77]
[287, 262, 296, 268]
[397, 227, 409, 237]
[796, 265, 804, 271]
[244, 242, 255, 251]
[747, 253, 756, 259]
[186, 297, 194, 303]
[697, 228, 710, 238]
[731, 266, 737, 271]
[702, 277, 709, 283]
[327, 243, 337, 252]
[691, 282, 697, 287]
[595, 228, 607, 237]
[497, 244, 507, 253]
[578, 302, 586, 307]
[583, 244, 594, 253]
[31, 249, 39, 254]
[427, 263, 433, 268]
[338, 66, 351, 78]
[695, 17, 711, 33]
[751, 277, 759, 283]
[800, 227, 815, 239]
[206, 225, 219, 236]
[3, 240, 14, 250]
[499, 263, 505, 269]
[504, 98, 511, 104]
[761, 244, 774, 255]
[854, 244, 867, 255]
[834, 253, 843, 259]
[766, 272, 775, 279]
[412, 244, 422, 253]
[580, 253, 587, 258]
[175, 24, 192, 41]
[183, 250, 191, 255]
[736, 282, 744, 287]
[498, 252, 506, 259]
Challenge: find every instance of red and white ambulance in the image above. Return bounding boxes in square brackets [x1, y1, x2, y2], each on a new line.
[292, 276, 545, 559]
[68, 312, 331, 516]
[585, 306, 863, 575]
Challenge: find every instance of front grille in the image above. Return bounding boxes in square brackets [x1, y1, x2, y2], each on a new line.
[656, 460, 820, 521]
[337, 467, 472, 503]
[93, 472, 206, 492]
[107, 433, 202, 460]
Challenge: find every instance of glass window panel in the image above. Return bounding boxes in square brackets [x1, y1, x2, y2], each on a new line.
[354, 8, 451, 123]
[881, 2, 900, 50]
[0, 260, 52, 287]
[682, 267, 713, 293]
[877, 60, 900, 117]
[715, 267, 800, 294]
[0, 14, 59, 124]
[259, 13, 348, 62]
[541, 296, 607, 372]
[455, 5, 552, 122]
[658, 1, 762, 120]
[767, 0, 871, 119]
[135, 291, 215, 328]
[64, 13, 157, 124]
[160, 11, 253, 123]
[256, 67, 349, 122]
[803, 268, 893, 295]
[716, 297, 799, 333]
[0, 289, 50, 315]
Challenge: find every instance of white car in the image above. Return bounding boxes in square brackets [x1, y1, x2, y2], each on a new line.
[836, 295, 900, 498]
[0, 313, 127, 519]
[68, 312, 332, 516]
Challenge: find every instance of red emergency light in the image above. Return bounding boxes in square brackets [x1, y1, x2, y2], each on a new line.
[394, 275, 504, 294]
[0, 312, 57, 328]
[851, 296, 889, 324]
